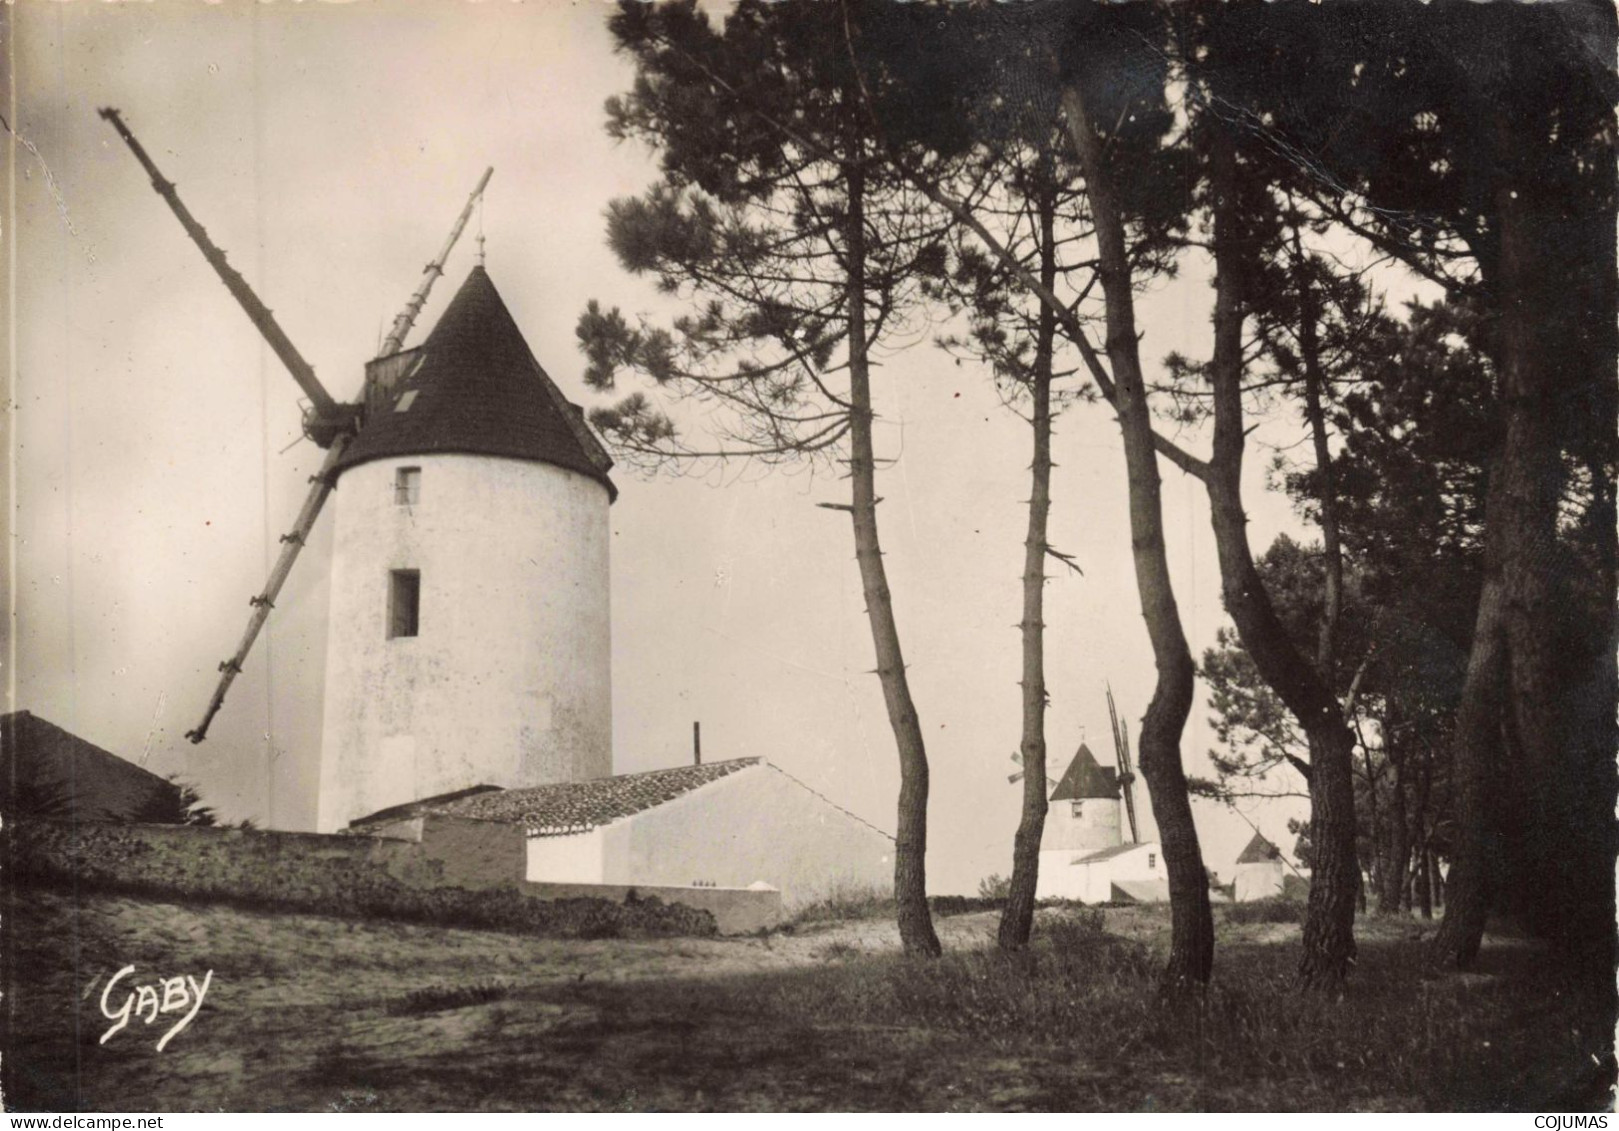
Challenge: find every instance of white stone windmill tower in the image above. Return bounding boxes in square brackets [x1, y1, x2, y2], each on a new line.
[316, 264, 615, 830]
[101, 110, 615, 833]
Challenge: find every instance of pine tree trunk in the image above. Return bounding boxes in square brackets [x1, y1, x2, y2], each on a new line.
[1062, 82, 1212, 990]
[842, 154, 941, 958]
[1296, 237, 1343, 684]
[1204, 132, 1358, 989]
[999, 185, 1059, 951]
[1360, 742, 1381, 906]
[1378, 745, 1410, 915]
[1493, 177, 1613, 957]
[1435, 82, 1617, 966]
[1414, 749, 1433, 919]
[1430, 571, 1507, 967]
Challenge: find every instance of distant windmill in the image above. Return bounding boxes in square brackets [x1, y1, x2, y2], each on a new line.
[1106, 683, 1141, 844]
[98, 107, 493, 743]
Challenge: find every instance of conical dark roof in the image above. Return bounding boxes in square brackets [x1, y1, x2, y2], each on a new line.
[1235, 831, 1282, 865]
[1049, 742, 1119, 802]
[335, 267, 615, 499]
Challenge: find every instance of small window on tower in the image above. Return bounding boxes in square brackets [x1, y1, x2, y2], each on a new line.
[1071, 801, 1084, 818]
[394, 467, 421, 506]
[1148, 853, 1157, 869]
[388, 570, 420, 639]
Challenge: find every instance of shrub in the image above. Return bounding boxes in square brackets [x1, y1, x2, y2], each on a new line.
[1224, 897, 1307, 925]
[11, 818, 717, 939]
[929, 895, 1002, 917]
[791, 883, 894, 925]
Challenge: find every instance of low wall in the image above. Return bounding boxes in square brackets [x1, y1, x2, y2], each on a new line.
[9, 818, 717, 939]
[526, 881, 781, 935]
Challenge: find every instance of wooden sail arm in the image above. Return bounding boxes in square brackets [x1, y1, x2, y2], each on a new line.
[98, 107, 341, 424]
[185, 435, 350, 743]
[1107, 683, 1142, 844]
[380, 167, 494, 358]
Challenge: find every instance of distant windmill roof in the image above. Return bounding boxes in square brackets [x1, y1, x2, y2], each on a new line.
[1236, 831, 1283, 865]
[1049, 742, 1119, 802]
[335, 266, 616, 498]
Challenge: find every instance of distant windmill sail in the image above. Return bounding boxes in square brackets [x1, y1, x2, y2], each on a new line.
[1008, 748, 1061, 794]
[1107, 683, 1141, 844]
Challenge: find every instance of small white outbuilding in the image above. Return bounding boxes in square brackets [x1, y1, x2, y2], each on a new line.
[352, 757, 895, 912]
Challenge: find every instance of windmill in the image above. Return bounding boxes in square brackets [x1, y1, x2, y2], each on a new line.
[97, 108, 493, 745]
[1105, 683, 1141, 844]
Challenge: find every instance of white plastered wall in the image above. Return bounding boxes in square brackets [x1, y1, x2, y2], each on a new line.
[1233, 860, 1286, 902]
[591, 763, 894, 910]
[1037, 842, 1164, 903]
[317, 453, 612, 832]
[1039, 796, 1122, 854]
[526, 829, 606, 883]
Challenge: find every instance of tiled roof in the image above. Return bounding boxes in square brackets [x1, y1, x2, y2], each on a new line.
[1049, 742, 1119, 802]
[394, 757, 763, 835]
[336, 267, 616, 499]
[344, 784, 504, 831]
[1073, 842, 1148, 865]
[1236, 831, 1282, 865]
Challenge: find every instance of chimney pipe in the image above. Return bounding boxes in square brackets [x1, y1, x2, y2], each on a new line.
[693, 721, 702, 766]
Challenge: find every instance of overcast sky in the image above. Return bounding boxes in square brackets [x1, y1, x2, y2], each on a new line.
[8, 1, 1433, 892]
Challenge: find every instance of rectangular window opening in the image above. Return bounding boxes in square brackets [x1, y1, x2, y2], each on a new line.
[1070, 801, 1083, 818]
[388, 569, 420, 639]
[394, 466, 421, 506]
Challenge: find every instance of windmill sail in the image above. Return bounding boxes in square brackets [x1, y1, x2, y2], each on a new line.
[185, 436, 349, 742]
[1107, 683, 1141, 843]
[102, 102, 501, 744]
[181, 170, 493, 743]
[98, 108, 350, 442]
[380, 167, 493, 358]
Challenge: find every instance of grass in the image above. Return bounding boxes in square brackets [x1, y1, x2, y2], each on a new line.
[385, 982, 511, 1017]
[789, 884, 1067, 928]
[7, 888, 1612, 1111]
[744, 911, 1615, 1109]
